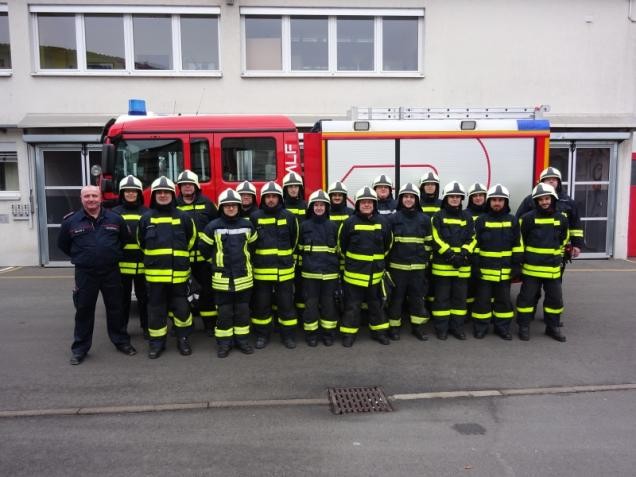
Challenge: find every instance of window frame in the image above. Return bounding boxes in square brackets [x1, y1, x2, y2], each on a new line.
[0, 148, 20, 200]
[0, 5, 12, 75]
[240, 7, 424, 78]
[29, 5, 221, 77]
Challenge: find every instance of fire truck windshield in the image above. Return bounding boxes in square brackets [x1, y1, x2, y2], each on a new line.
[114, 139, 184, 188]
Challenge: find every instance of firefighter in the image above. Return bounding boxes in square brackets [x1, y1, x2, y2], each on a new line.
[418, 171, 442, 216]
[236, 180, 258, 217]
[282, 171, 307, 316]
[175, 170, 218, 336]
[199, 189, 257, 358]
[112, 175, 149, 339]
[339, 186, 393, 347]
[466, 182, 488, 312]
[250, 181, 299, 349]
[298, 190, 340, 346]
[515, 167, 583, 258]
[516, 183, 569, 342]
[57, 185, 136, 365]
[431, 181, 476, 340]
[386, 182, 432, 341]
[328, 181, 354, 227]
[471, 184, 522, 340]
[372, 174, 397, 215]
[138, 176, 196, 358]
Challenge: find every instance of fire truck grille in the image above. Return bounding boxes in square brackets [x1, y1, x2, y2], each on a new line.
[327, 386, 393, 414]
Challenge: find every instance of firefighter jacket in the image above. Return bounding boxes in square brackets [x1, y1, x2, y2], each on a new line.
[421, 197, 442, 216]
[112, 202, 149, 275]
[515, 192, 583, 249]
[377, 196, 397, 216]
[467, 203, 487, 222]
[431, 206, 476, 278]
[298, 214, 340, 280]
[250, 203, 298, 282]
[58, 207, 130, 269]
[519, 207, 569, 280]
[199, 214, 257, 292]
[284, 196, 307, 221]
[387, 208, 432, 271]
[474, 208, 523, 282]
[329, 203, 354, 227]
[240, 203, 258, 218]
[338, 212, 393, 287]
[176, 192, 218, 263]
[137, 205, 196, 284]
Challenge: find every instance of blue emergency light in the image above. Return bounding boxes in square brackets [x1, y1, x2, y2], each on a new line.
[128, 99, 147, 116]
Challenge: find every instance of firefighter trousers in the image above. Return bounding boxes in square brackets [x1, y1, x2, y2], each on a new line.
[302, 278, 338, 339]
[340, 282, 389, 337]
[121, 273, 148, 332]
[214, 289, 251, 346]
[190, 261, 216, 330]
[516, 276, 563, 330]
[432, 275, 468, 334]
[251, 279, 296, 338]
[147, 282, 192, 346]
[387, 269, 429, 331]
[72, 267, 131, 355]
[472, 280, 514, 335]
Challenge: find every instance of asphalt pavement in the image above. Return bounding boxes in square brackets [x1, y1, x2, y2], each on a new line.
[1, 259, 635, 475]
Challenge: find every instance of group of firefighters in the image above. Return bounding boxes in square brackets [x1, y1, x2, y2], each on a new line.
[59, 164, 583, 363]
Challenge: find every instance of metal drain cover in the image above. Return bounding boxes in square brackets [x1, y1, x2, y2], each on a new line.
[328, 386, 393, 414]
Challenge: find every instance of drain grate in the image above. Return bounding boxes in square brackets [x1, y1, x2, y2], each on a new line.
[328, 386, 393, 414]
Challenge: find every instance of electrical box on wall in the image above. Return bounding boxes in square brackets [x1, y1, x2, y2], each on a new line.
[11, 203, 31, 220]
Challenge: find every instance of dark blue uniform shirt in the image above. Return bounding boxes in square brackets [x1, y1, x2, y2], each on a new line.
[57, 208, 130, 269]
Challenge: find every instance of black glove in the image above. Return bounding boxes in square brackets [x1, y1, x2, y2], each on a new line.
[451, 254, 464, 268]
[460, 249, 471, 265]
[442, 250, 454, 263]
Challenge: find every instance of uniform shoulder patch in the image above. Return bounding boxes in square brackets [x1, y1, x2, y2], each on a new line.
[63, 211, 75, 220]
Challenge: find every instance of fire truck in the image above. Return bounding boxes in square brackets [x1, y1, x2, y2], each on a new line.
[99, 101, 550, 210]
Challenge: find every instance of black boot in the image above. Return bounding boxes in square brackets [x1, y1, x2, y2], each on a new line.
[282, 331, 296, 349]
[342, 334, 356, 347]
[372, 332, 390, 345]
[545, 327, 567, 342]
[148, 341, 165, 359]
[254, 335, 269, 349]
[518, 326, 530, 341]
[388, 327, 401, 341]
[235, 340, 254, 355]
[449, 328, 467, 340]
[177, 336, 192, 356]
[322, 334, 334, 347]
[217, 343, 231, 358]
[411, 327, 428, 341]
[306, 334, 319, 347]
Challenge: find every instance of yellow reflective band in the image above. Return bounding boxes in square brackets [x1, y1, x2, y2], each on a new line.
[215, 327, 234, 338]
[544, 306, 564, 314]
[431, 224, 450, 254]
[303, 321, 319, 331]
[277, 218, 289, 225]
[303, 245, 337, 253]
[443, 218, 467, 226]
[200, 310, 218, 317]
[526, 246, 562, 255]
[124, 243, 141, 250]
[257, 217, 276, 225]
[121, 214, 142, 221]
[301, 272, 339, 280]
[410, 315, 429, 325]
[389, 262, 427, 271]
[330, 215, 349, 221]
[251, 316, 272, 325]
[534, 218, 561, 226]
[389, 319, 402, 327]
[369, 322, 389, 331]
[493, 310, 514, 319]
[234, 325, 250, 336]
[178, 204, 207, 211]
[394, 236, 425, 244]
[432, 310, 451, 317]
[479, 250, 512, 257]
[173, 313, 193, 328]
[320, 319, 338, 329]
[422, 206, 440, 213]
[450, 309, 468, 316]
[148, 326, 168, 337]
[144, 248, 173, 256]
[354, 223, 382, 231]
[570, 229, 584, 237]
[466, 297, 475, 303]
[150, 217, 181, 225]
[517, 306, 534, 313]
[278, 317, 298, 327]
[346, 251, 385, 262]
[471, 311, 492, 320]
[484, 221, 512, 228]
[255, 248, 293, 256]
[340, 326, 358, 334]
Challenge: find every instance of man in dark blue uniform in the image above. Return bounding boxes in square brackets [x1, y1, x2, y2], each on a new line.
[58, 185, 136, 365]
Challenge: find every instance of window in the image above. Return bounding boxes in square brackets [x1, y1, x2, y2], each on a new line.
[114, 139, 184, 188]
[0, 7, 11, 70]
[0, 151, 19, 193]
[30, 6, 220, 75]
[190, 139, 211, 182]
[221, 138, 276, 182]
[241, 8, 423, 76]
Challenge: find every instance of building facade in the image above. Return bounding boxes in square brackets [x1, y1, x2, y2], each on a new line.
[0, 0, 635, 265]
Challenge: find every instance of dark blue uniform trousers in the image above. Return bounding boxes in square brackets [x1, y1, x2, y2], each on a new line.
[72, 266, 130, 355]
